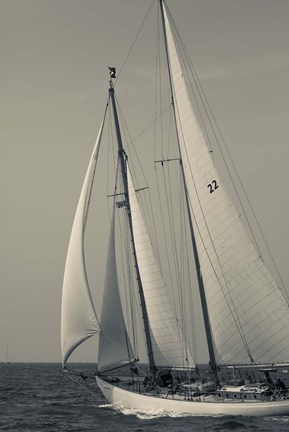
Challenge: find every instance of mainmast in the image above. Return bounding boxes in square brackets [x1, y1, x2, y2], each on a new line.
[158, 0, 219, 386]
[108, 74, 156, 376]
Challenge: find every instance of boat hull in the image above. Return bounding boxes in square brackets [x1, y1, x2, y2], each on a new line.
[96, 377, 289, 417]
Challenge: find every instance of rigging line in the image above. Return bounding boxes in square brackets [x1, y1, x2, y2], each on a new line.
[170, 162, 193, 363]
[108, 172, 135, 346]
[126, 217, 140, 358]
[125, 105, 171, 151]
[164, 109, 192, 355]
[169, 8, 288, 302]
[106, 178, 136, 361]
[116, 202, 138, 355]
[147, 15, 173, 274]
[163, 154, 184, 319]
[138, 189, 159, 261]
[154, 164, 176, 302]
[154, 98, 179, 310]
[127, 160, 162, 278]
[62, 371, 98, 398]
[105, 154, 120, 222]
[121, 183, 147, 359]
[146, 188, 162, 268]
[242, 307, 289, 353]
[158, 9, 165, 159]
[179, 170, 195, 359]
[270, 340, 289, 363]
[165, 112, 184, 314]
[177, 172, 188, 348]
[156, 162, 186, 333]
[84, 98, 109, 228]
[114, 96, 162, 268]
[114, 94, 167, 274]
[154, 2, 161, 161]
[183, 198, 199, 364]
[101, 327, 133, 355]
[113, 95, 148, 188]
[113, 131, 120, 196]
[229, 318, 287, 365]
[106, 104, 115, 215]
[115, 97, 171, 194]
[115, 0, 155, 85]
[163, 163, 179, 301]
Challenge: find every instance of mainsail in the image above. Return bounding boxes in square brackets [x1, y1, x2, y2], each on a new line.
[162, 2, 289, 365]
[127, 166, 195, 368]
[61, 122, 104, 366]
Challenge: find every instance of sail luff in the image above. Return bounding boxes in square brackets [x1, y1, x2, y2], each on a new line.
[61, 120, 105, 366]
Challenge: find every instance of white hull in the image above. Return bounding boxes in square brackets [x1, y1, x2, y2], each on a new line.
[96, 377, 289, 417]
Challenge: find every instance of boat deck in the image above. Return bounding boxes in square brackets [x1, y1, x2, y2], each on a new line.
[112, 379, 288, 403]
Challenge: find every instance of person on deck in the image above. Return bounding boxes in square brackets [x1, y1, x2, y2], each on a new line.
[276, 378, 286, 390]
[263, 371, 273, 386]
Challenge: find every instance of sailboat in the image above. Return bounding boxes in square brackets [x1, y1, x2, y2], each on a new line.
[61, 0, 289, 416]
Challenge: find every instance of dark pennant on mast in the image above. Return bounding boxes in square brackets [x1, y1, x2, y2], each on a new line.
[158, 0, 219, 386]
[108, 71, 156, 376]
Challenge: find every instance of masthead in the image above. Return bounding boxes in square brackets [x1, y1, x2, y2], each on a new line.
[108, 66, 116, 79]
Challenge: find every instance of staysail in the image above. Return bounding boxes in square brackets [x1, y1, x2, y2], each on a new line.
[98, 206, 136, 372]
[127, 166, 195, 368]
[61, 122, 104, 366]
[162, 2, 289, 365]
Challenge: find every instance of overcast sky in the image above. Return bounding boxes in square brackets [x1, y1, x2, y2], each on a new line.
[1, 0, 289, 363]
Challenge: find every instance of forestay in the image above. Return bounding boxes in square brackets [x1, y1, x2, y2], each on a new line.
[162, 2, 289, 365]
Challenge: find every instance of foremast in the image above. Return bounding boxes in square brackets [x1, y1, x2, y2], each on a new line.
[108, 77, 157, 377]
[158, 0, 219, 386]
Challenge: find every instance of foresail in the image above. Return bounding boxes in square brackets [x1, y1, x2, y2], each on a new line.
[61, 122, 104, 366]
[162, 2, 289, 365]
[127, 166, 195, 369]
[98, 207, 135, 372]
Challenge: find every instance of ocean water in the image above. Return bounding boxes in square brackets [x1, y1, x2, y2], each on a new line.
[1, 363, 289, 432]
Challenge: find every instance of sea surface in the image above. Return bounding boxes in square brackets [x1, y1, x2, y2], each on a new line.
[1, 363, 289, 432]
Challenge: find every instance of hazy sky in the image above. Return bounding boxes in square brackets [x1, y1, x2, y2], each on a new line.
[1, 0, 289, 363]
